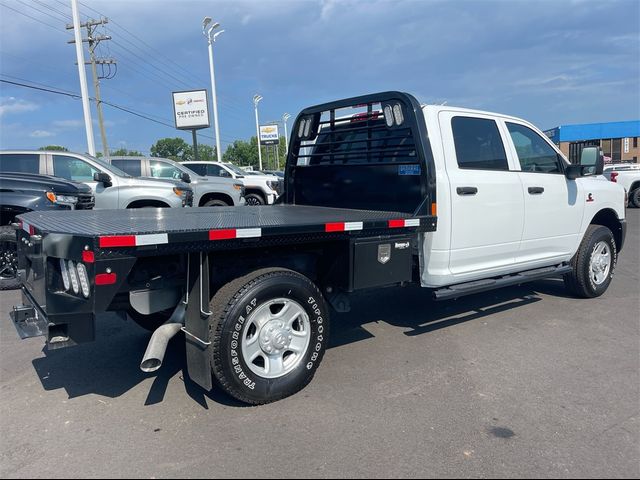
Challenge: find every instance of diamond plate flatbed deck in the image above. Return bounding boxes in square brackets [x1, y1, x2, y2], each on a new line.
[18, 205, 436, 253]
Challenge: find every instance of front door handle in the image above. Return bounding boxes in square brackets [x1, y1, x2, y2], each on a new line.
[456, 186, 478, 196]
[528, 187, 545, 195]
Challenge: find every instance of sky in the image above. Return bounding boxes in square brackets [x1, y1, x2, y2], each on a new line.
[0, 0, 638, 155]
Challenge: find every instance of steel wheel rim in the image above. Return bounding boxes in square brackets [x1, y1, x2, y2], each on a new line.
[0, 241, 18, 280]
[241, 298, 311, 379]
[589, 241, 611, 285]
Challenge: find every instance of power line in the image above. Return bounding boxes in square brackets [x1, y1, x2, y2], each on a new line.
[0, 77, 234, 145]
[0, 1, 71, 34]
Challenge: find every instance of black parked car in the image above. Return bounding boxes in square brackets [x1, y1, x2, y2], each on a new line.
[0, 172, 94, 289]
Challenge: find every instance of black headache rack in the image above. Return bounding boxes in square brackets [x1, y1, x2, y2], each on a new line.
[284, 91, 437, 216]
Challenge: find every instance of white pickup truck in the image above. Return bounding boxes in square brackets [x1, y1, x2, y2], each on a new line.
[603, 163, 640, 207]
[11, 92, 627, 405]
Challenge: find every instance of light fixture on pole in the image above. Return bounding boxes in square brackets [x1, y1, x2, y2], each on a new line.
[253, 94, 263, 170]
[203, 16, 223, 163]
[282, 113, 291, 155]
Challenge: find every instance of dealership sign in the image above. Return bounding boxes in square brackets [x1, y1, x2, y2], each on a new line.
[172, 90, 210, 130]
[259, 124, 280, 145]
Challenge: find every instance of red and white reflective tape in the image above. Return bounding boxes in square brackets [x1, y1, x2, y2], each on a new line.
[21, 221, 35, 235]
[99, 233, 168, 248]
[325, 221, 364, 232]
[388, 218, 421, 228]
[209, 228, 262, 241]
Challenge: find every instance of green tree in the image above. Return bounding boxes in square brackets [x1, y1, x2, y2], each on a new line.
[223, 137, 259, 168]
[194, 144, 218, 162]
[110, 148, 144, 157]
[150, 137, 192, 161]
[38, 145, 68, 151]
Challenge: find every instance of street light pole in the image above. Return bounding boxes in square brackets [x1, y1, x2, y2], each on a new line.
[282, 113, 291, 155]
[253, 94, 263, 170]
[70, 0, 95, 155]
[203, 17, 223, 163]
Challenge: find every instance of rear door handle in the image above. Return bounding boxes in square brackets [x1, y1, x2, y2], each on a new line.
[456, 186, 478, 196]
[528, 187, 545, 195]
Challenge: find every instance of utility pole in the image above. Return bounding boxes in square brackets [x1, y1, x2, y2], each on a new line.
[67, 17, 116, 158]
[68, 0, 95, 156]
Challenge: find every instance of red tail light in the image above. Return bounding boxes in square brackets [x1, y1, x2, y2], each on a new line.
[95, 273, 117, 285]
[610, 172, 618, 183]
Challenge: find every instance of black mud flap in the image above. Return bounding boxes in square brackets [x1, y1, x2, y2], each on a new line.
[184, 253, 212, 391]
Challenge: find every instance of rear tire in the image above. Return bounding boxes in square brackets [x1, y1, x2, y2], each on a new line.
[244, 193, 264, 206]
[564, 224, 617, 298]
[0, 225, 20, 290]
[208, 268, 330, 405]
[630, 188, 640, 208]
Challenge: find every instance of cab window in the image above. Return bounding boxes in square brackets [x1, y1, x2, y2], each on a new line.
[111, 159, 142, 177]
[451, 117, 509, 170]
[53, 155, 99, 182]
[0, 153, 40, 174]
[150, 160, 182, 180]
[506, 123, 563, 174]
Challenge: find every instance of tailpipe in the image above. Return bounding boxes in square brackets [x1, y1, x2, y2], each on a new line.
[140, 303, 186, 373]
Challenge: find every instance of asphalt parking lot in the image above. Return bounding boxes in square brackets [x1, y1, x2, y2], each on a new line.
[1, 212, 638, 479]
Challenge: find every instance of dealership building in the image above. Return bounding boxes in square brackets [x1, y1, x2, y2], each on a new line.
[544, 120, 640, 164]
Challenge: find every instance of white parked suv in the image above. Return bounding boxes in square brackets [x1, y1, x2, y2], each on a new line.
[109, 156, 246, 207]
[603, 163, 640, 207]
[0, 151, 192, 209]
[183, 161, 280, 205]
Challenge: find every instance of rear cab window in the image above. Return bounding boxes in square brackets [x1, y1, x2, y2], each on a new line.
[451, 117, 508, 171]
[111, 159, 142, 177]
[0, 153, 40, 174]
[184, 164, 206, 176]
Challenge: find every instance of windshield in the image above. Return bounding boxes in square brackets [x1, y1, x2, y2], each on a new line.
[224, 163, 247, 176]
[89, 155, 131, 177]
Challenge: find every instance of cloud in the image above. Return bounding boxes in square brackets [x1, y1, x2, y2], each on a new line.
[0, 97, 38, 118]
[29, 130, 55, 138]
[53, 119, 84, 128]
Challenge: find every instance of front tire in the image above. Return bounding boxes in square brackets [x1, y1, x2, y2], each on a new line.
[203, 199, 229, 207]
[564, 224, 617, 298]
[209, 268, 330, 405]
[244, 193, 264, 206]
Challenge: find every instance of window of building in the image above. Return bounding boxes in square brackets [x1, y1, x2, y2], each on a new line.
[634, 137, 638, 148]
[451, 117, 508, 170]
[612, 138, 622, 162]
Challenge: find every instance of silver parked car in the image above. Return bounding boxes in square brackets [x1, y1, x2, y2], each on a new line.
[109, 156, 245, 207]
[0, 151, 192, 208]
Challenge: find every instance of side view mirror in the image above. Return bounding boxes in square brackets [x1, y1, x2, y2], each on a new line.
[565, 147, 604, 180]
[180, 172, 191, 183]
[93, 171, 112, 186]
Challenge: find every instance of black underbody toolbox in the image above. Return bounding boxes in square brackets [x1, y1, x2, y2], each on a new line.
[350, 235, 414, 290]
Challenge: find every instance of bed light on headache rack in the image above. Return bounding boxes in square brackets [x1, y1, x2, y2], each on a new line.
[384, 105, 394, 127]
[59, 258, 70, 291]
[67, 260, 80, 295]
[393, 103, 404, 126]
[76, 263, 90, 298]
[303, 118, 312, 137]
[298, 118, 306, 138]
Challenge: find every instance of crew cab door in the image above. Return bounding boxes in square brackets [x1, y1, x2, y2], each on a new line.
[502, 121, 583, 263]
[439, 112, 524, 276]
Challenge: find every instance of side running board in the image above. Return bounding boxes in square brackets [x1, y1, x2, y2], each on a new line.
[433, 264, 572, 301]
